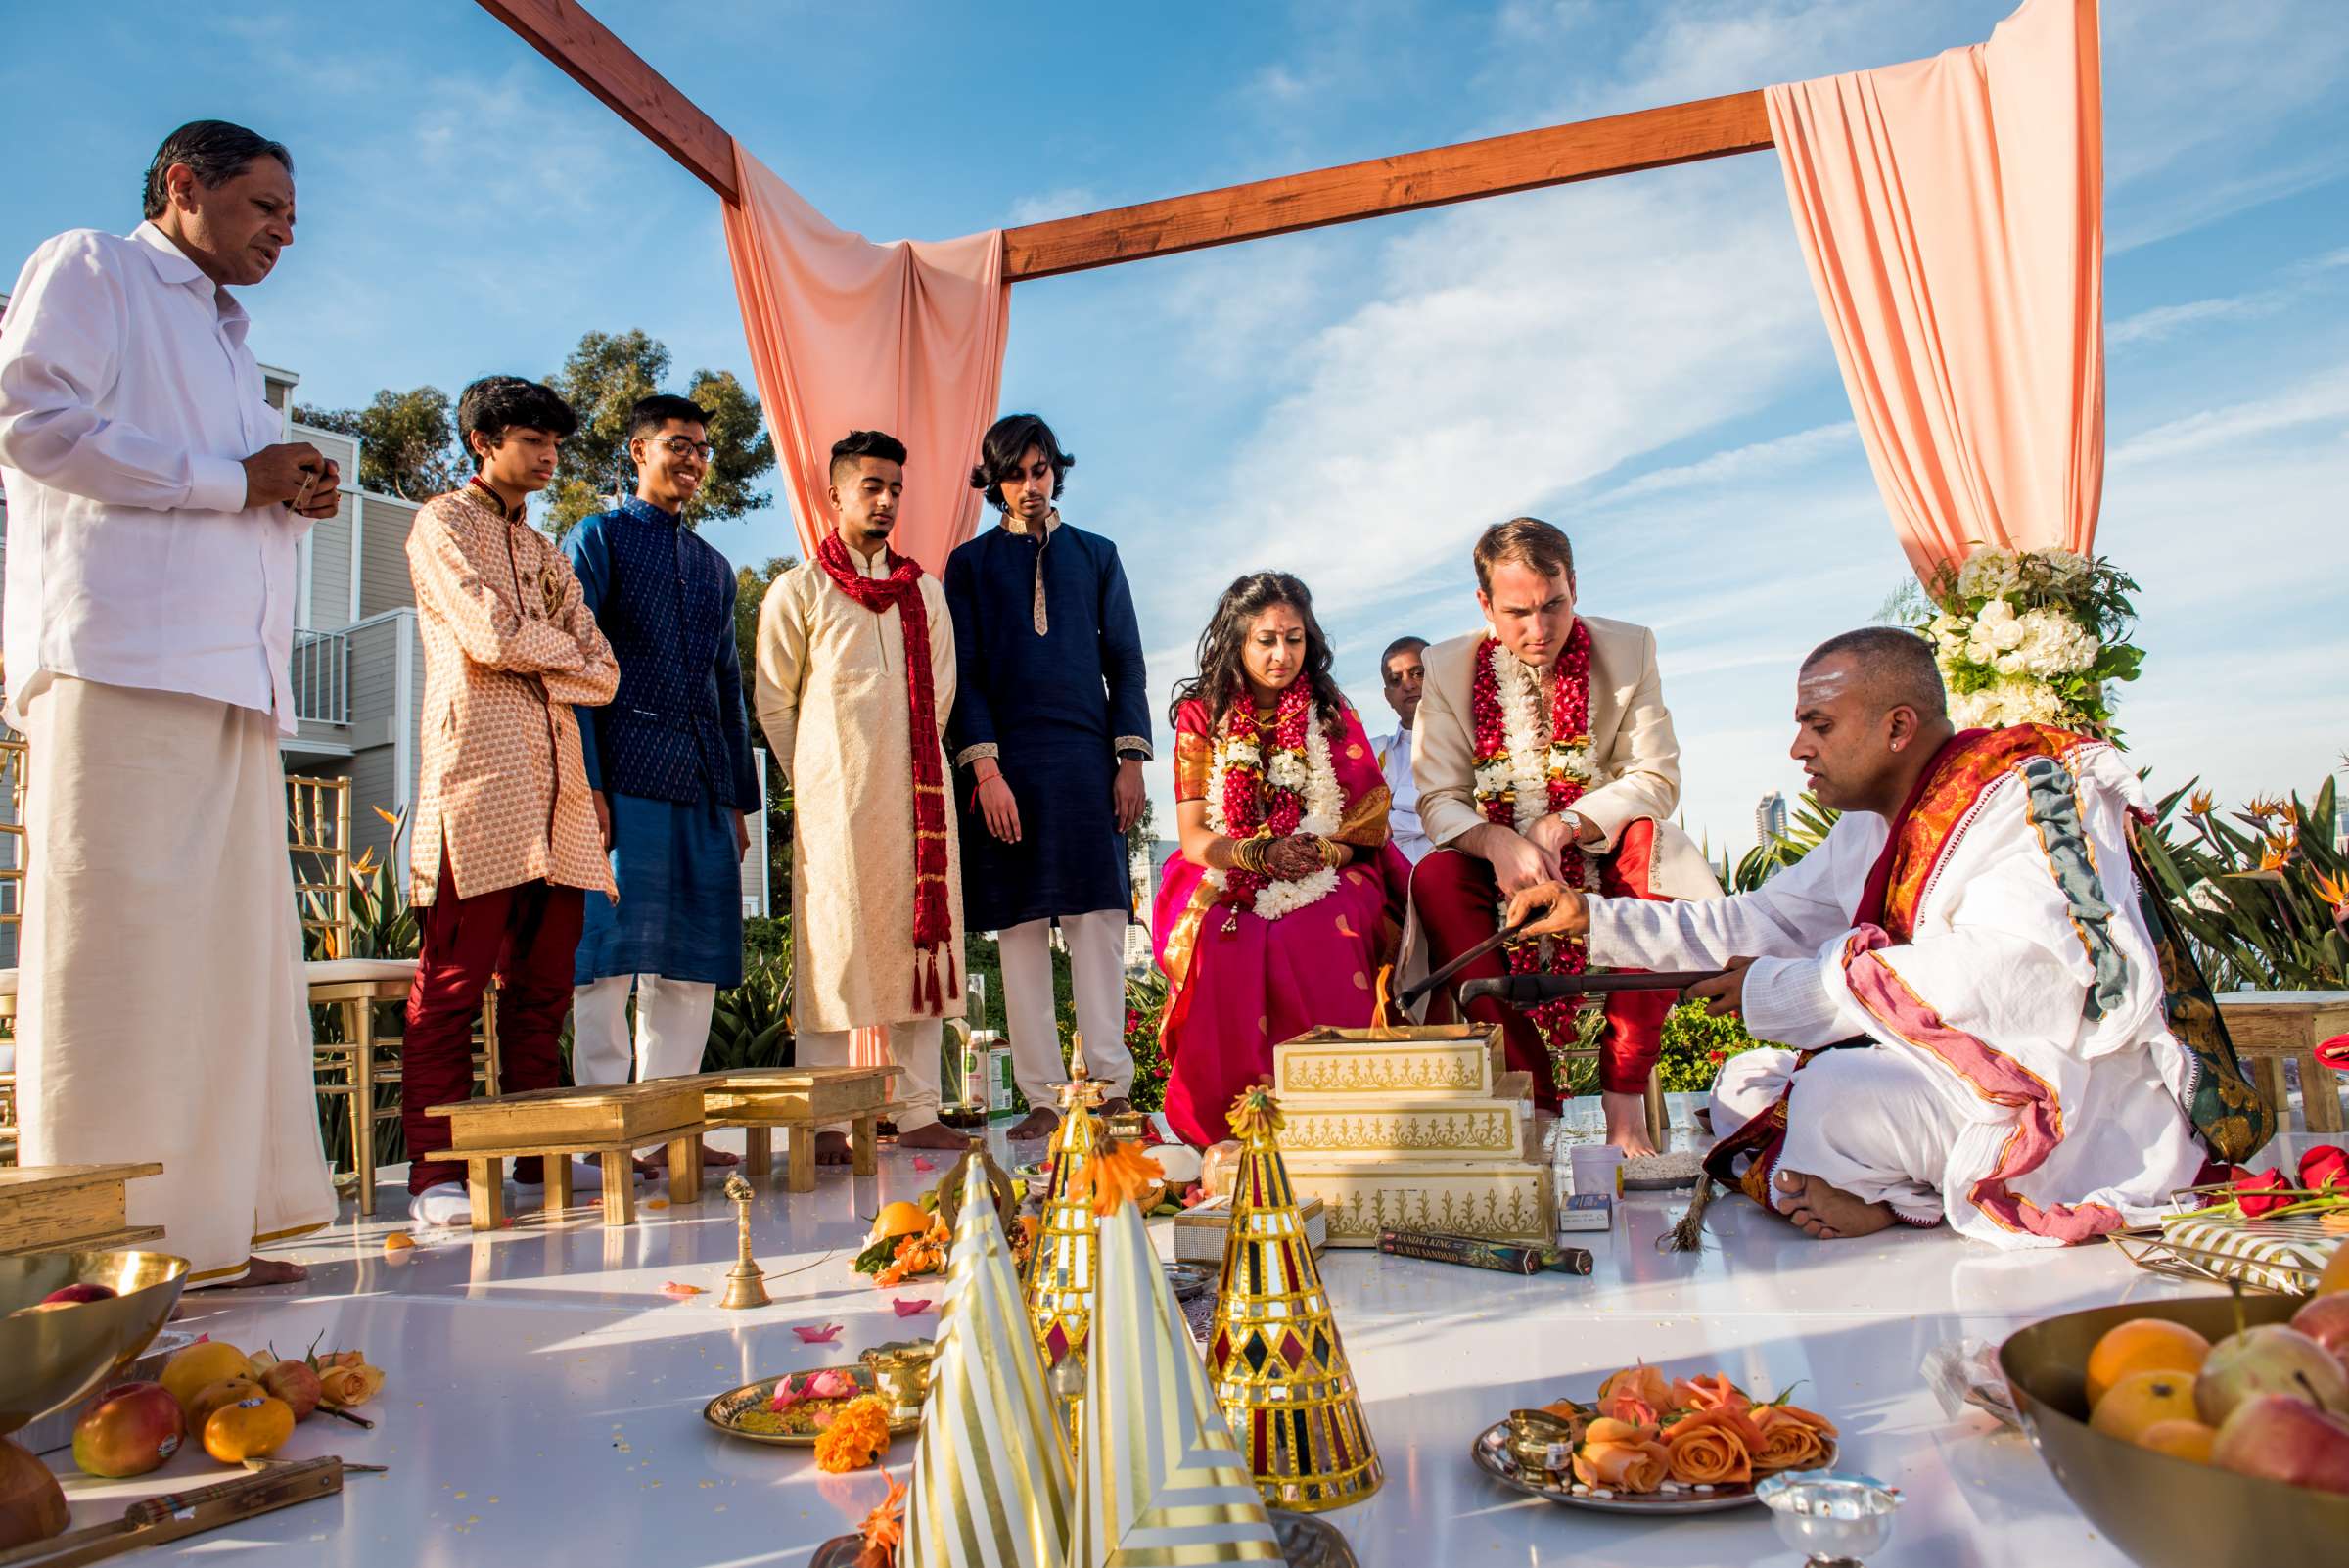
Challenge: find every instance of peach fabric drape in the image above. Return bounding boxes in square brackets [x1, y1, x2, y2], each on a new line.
[720, 142, 1010, 576]
[1768, 0, 2104, 586]
[721, 142, 1010, 1075]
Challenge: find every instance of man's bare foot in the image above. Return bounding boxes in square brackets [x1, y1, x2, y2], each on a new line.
[1098, 1097, 1132, 1121]
[218, 1257, 308, 1289]
[1006, 1107, 1059, 1141]
[643, 1143, 740, 1171]
[898, 1119, 969, 1151]
[1601, 1089, 1660, 1158]
[1772, 1168, 1896, 1240]
[815, 1130, 853, 1166]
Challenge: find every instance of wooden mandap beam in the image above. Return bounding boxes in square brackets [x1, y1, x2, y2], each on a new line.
[1002, 89, 1773, 282]
[475, 0, 737, 203]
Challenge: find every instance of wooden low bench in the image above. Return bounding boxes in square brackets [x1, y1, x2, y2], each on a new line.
[0, 1162, 167, 1257]
[2216, 990, 2349, 1134]
[701, 1066, 900, 1193]
[427, 1081, 710, 1229]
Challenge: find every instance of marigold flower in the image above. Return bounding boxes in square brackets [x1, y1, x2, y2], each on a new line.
[813, 1395, 894, 1473]
[857, 1475, 908, 1566]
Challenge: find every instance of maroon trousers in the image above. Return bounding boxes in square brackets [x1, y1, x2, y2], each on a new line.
[1409, 823, 1676, 1105]
[401, 854, 584, 1194]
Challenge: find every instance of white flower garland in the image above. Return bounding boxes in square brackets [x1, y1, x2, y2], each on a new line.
[1202, 710, 1344, 920]
[1923, 545, 2135, 734]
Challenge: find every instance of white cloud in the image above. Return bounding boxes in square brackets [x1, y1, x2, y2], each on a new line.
[2108, 296, 2276, 347]
[1588, 421, 1856, 505]
[2109, 365, 2349, 466]
[1007, 187, 1101, 227]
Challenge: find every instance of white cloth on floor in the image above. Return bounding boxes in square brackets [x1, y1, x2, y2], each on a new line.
[571, 972, 717, 1085]
[998, 909, 1134, 1106]
[409, 1181, 473, 1229]
[800, 1021, 942, 1128]
[1593, 739, 2202, 1249]
[15, 677, 336, 1281]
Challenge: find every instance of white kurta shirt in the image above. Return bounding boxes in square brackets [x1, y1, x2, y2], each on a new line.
[1373, 726, 1431, 861]
[0, 222, 301, 733]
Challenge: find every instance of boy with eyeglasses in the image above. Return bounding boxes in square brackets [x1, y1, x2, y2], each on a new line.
[562, 395, 760, 1183]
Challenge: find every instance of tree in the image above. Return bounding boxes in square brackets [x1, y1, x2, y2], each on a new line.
[541, 329, 775, 537]
[294, 387, 465, 501]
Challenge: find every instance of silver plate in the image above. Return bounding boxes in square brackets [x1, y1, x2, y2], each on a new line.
[1472, 1419, 1837, 1515]
[1165, 1260, 1218, 1302]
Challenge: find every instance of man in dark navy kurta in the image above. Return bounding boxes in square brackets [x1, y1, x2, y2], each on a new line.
[565, 396, 760, 1170]
[946, 415, 1149, 1138]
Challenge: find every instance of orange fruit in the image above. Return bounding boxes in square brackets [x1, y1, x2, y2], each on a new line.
[161, 1342, 253, 1419]
[2132, 1418, 2216, 1464]
[2089, 1369, 2200, 1443]
[202, 1395, 294, 1464]
[869, 1201, 930, 1243]
[2085, 1318, 2210, 1407]
[185, 1377, 264, 1432]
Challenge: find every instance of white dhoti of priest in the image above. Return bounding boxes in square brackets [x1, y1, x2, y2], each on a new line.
[1507, 628, 2214, 1249]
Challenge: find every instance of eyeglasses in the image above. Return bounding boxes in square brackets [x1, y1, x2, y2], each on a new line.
[654, 436, 715, 462]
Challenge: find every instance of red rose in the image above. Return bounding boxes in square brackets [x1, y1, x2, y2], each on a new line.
[2232, 1167, 2295, 1218]
[2298, 1144, 2349, 1195]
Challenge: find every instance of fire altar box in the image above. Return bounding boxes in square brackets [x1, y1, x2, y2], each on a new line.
[1269, 1027, 1555, 1247]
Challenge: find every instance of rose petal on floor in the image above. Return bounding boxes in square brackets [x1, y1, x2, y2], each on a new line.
[891, 1299, 933, 1317]
[794, 1322, 844, 1344]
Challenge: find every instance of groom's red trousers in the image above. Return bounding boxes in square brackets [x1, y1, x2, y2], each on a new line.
[1408, 820, 1676, 1106]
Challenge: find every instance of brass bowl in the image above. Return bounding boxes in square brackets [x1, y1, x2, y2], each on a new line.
[0, 1250, 190, 1433]
[2000, 1293, 2349, 1568]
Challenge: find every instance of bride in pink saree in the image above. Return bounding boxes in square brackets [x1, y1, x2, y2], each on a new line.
[1152, 573, 1410, 1146]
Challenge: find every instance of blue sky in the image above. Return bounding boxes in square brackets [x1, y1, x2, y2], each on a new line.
[6, 1, 2345, 851]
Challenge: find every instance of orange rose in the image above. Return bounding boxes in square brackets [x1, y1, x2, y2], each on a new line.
[1751, 1402, 1837, 1472]
[316, 1362, 386, 1407]
[1571, 1416, 1670, 1495]
[1661, 1406, 1761, 1486]
[1670, 1373, 1752, 1415]
[1594, 1364, 1671, 1427]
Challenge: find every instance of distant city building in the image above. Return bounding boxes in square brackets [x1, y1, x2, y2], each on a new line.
[1756, 790, 1790, 851]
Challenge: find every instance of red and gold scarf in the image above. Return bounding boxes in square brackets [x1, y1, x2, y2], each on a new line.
[816, 530, 956, 1013]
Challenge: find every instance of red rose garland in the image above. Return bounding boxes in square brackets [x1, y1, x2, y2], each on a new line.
[1469, 623, 1596, 1049]
[1218, 678, 1314, 906]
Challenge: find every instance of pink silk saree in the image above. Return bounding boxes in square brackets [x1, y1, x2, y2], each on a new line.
[1153, 697, 1409, 1146]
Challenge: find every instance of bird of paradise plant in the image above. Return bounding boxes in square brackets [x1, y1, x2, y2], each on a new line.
[2138, 774, 2348, 993]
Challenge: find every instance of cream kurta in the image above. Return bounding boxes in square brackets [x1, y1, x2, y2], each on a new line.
[754, 550, 966, 1034]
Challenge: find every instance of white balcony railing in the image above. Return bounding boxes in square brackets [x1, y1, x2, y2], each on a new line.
[291, 627, 350, 725]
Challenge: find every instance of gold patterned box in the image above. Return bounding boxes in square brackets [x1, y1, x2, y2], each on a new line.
[1282, 1155, 1556, 1248]
[1277, 1098, 1535, 1164]
[1273, 1025, 1506, 1100]
[2132, 1213, 2344, 1295]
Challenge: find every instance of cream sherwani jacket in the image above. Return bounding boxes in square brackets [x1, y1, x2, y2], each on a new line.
[1412, 613, 1717, 899]
[755, 551, 967, 1034]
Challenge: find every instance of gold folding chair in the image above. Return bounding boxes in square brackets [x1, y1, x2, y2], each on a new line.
[293, 775, 499, 1216]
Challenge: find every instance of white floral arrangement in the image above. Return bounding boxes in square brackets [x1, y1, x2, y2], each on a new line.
[1917, 545, 2142, 737]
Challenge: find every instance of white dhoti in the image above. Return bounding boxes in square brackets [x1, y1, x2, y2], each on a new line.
[17, 677, 336, 1281]
[572, 973, 718, 1085]
[798, 1023, 943, 1130]
[1712, 1047, 1958, 1228]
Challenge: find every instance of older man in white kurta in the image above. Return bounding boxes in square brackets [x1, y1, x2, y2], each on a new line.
[0, 123, 339, 1283]
[754, 432, 964, 1152]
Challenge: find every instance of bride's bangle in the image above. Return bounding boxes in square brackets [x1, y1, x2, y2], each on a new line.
[1315, 836, 1346, 869]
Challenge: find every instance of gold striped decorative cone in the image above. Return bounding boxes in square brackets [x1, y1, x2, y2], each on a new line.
[1206, 1086, 1382, 1511]
[1069, 1168, 1281, 1566]
[1023, 1035, 1109, 1441]
[903, 1152, 1073, 1568]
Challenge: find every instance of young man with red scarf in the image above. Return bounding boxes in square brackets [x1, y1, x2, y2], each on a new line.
[1503, 629, 2217, 1248]
[1406, 518, 1721, 1155]
[753, 430, 966, 1156]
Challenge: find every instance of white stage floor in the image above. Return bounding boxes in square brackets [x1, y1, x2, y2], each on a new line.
[40, 1104, 2338, 1567]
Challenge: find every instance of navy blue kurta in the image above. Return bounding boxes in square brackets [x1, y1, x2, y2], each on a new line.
[565, 496, 760, 986]
[944, 516, 1150, 933]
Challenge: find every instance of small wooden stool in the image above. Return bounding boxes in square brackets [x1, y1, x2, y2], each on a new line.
[2216, 990, 2349, 1134]
[427, 1081, 711, 1228]
[702, 1067, 900, 1194]
[0, 1163, 167, 1256]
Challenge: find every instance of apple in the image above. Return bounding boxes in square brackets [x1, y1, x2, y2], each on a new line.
[0, 1437, 68, 1549]
[71, 1382, 185, 1478]
[2288, 1293, 2349, 1363]
[259, 1359, 323, 1422]
[2195, 1325, 2349, 1426]
[40, 1283, 117, 1306]
[2211, 1392, 2349, 1496]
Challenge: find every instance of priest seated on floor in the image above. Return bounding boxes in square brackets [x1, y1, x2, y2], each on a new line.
[1505, 626, 2216, 1248]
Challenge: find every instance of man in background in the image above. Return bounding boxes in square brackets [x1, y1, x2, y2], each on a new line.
[1369, 635, 1431, 862]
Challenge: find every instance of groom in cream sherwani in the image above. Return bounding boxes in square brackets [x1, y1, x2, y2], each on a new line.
[1408, 518, 1719, 1155]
